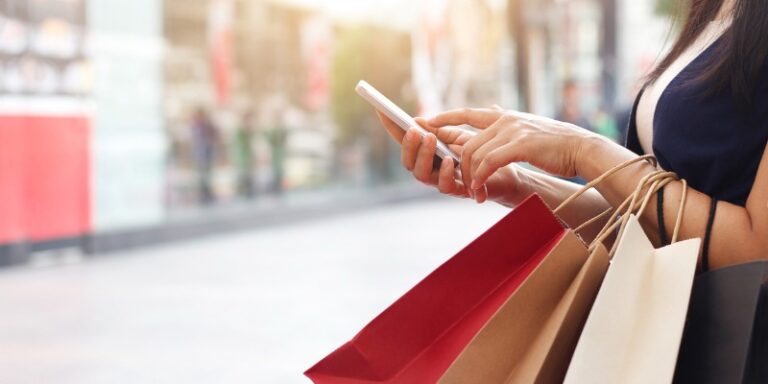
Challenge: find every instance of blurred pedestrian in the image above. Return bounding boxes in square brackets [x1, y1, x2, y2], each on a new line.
[265, 118, 288, 195]
[189, 108, 219, 204]
[556, 80, 592, 131]
[232, 110, 256, 198]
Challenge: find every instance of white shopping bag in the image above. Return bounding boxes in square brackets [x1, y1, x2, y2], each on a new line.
[564, 214, 701, 384]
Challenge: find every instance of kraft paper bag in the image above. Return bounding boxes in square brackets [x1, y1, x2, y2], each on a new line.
[564, 215, 701, 384]
[439, 234, 609, 384]
[305, 194, 571, 384]
[674, 261, 768, 384]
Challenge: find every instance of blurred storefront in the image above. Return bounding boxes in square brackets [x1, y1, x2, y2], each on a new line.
[0, 0, 674, 264]
[508, 0, 669, 140]
[0, 0, 92, 256]
[167, 1, 330, 207]
[0, 0, 164, 262]
[89, 0, 165, 232]
[411, 0, 510, 116]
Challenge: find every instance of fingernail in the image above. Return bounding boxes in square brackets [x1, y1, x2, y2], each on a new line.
[471, 180, 479, 190]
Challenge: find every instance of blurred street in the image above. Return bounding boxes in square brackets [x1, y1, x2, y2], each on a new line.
[0, 198, 507, 383]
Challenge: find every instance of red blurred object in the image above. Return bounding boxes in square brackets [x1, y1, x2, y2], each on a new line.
[0, 116, 27, 243]
[305, 194, 568, 383]
[302, 17, 332, 111]
[0, 115, 90, 243]
[209, 0, 233, 106]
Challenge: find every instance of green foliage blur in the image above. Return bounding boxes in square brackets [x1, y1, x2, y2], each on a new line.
[655, 0, 690, 19]
[330, 26, 413, 147]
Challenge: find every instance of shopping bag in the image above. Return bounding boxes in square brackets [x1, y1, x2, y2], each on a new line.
[673, 261, 768, 384]
[439, 157, 665, 384]
[305, 194, 570, 384]
[564, 215, 701, 384]
[439, 236, 609, 384]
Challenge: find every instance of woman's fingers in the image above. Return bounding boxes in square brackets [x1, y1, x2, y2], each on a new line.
[435, 126, 473, 146]
[414, 117, 437, 134]
[437, 158, 471, 197]
[470, 137, 505, 180]
[396, 110, 501, 200]
[416, 116, 474, 147]
[401, 128, 420, 171]
[382, 106, 506, 202]
[413, 133, 438, 183]
[403, 129, 459, 191]
[473, 142, 521, 190]
[460, 114, 523, 191]
[437, 156, 458, 194]
[459, 125, 498, 196]
[427, 108, 503, 129]
[377, 111, 405, 143]
[447, 143, 464, 154]
[474, 184, 489, 204]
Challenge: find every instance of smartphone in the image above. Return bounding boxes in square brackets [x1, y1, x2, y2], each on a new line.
[355, 80, 460, 166]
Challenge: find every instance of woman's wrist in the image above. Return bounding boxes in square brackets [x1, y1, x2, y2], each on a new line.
[492, 164, 534, 207]
[575, 134, 620, 182]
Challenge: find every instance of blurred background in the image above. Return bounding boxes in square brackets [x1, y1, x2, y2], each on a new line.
[0, 0, 677, 382]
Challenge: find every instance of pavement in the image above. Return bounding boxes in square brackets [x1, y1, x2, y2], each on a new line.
[86, 182, 437, 255]
[0, 196, 509, 383]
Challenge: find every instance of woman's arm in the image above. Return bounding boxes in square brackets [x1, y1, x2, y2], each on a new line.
[428, 108, 768, 269]
[506, 167, 612, 242]
[578, 134, 768, 269]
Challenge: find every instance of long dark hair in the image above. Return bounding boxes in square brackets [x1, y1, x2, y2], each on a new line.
[646, 0, 768, 105]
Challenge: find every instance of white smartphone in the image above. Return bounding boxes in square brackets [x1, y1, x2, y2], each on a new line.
[356, 80, 460, 166]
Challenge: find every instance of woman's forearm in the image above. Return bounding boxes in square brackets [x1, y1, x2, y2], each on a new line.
[577, 136, 768, 269]
[497, 165, 612, 242]
[424, 106, 768, 267]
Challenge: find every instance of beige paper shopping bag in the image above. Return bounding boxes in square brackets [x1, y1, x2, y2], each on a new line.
[564, 215, 701, 384]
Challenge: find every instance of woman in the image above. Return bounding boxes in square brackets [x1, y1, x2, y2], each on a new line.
[378, 0, 768, 270]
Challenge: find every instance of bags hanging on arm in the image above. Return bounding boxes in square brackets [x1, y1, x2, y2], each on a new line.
[306, 156, 658, 384]
[565, 171, 702, 384]
[439, 157, 661, 384]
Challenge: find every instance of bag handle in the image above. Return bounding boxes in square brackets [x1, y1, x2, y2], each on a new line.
[553, 154, 657, 214]
[671, 178, 688, 243]
[617, 172, 687, 245]
[549, 154, 657, 253]
[589, 170, 674, 255]
[609, 171, 677, 255]
[590, 171, 689, 257]
[575, 170, 672, 238]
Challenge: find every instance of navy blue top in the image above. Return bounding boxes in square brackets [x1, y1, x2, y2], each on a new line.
[625, 37, 768, 207]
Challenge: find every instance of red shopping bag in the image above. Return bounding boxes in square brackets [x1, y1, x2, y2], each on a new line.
[305, 194, 570, 383]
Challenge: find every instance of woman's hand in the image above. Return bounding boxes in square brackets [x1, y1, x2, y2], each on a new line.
[376, 111, 521, 204]
[427, 108, 601, 195]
